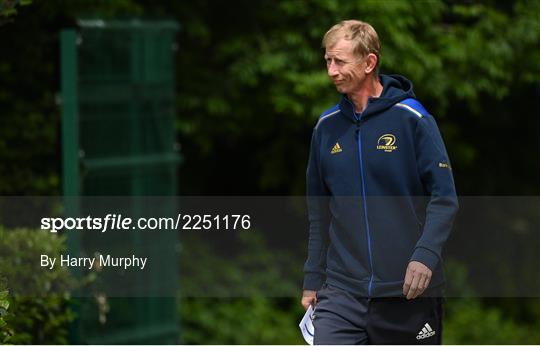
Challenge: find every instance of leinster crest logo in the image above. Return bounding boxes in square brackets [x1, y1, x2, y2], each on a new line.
[376, 134, 398, 152]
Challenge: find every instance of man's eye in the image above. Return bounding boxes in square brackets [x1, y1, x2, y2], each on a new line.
[325, 59, 344, 66]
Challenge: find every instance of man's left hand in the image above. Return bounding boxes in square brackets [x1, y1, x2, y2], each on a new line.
[402, 261, 432, 300]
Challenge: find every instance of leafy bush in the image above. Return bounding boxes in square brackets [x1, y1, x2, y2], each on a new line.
[0, 0, 32, 20]
[0, 226, 74, 344]
[178, 231, 304, 344]
[444, 297, 540, 344]
[443, 259, 540, 344]
[0, 280, 10, 343]
[179, 240, 540, 344]
[181, 297, 303, 344]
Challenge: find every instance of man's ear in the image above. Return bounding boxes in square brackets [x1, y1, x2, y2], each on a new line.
[364, 53, 378, 74]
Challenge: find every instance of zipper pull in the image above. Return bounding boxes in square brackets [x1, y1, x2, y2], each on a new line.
[355, 119, 361, 139]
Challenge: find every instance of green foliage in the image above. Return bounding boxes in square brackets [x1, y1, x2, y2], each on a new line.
[1, 0, 539, 195]
[0, 0, 540, 194]
[444, 297, 540, 344]
[0, 284, 10, 343]
[0, 226, 75, 344]
[442, 259, 540, 343]
[178, 231, 304, 344]
[0, 0, 143, 195]
[179, 238, 540, 344]
[0, 0, 32, 19]
[179, 231, 300, 296]
[180, 297, 303, 344]
[167, 0, 540, 194]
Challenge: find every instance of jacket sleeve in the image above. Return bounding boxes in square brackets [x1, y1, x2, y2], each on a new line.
[410, 115, 459, 270]
[303, 128, 331, 291]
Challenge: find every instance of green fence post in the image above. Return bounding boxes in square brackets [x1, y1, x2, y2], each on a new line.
[60, 29, 82, 344]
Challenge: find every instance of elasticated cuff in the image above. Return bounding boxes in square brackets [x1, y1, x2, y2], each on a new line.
[410, 247, 440, 270]
[303, 273, 325, 291]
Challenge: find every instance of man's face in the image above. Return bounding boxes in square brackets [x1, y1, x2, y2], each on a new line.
[324, 38, 366, 95]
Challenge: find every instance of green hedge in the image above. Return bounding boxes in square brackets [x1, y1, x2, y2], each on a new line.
[0, 280, 9, 343]
[444, 297, 540, 344]
[0, 226, 74, 344]
[178, 231, 304, 344]
[179, 233, 540, 344]
[4, 227, 536, 344]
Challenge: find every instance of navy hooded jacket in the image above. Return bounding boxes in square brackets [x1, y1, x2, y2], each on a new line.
[303, 74, 458, 298]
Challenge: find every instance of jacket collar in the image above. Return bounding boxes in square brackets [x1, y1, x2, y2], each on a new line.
[338, 74, 416, 122]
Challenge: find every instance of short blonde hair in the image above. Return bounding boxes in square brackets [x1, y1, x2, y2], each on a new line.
[322, 20, 381, 67]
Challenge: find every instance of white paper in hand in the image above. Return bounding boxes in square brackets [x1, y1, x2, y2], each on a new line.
[299, 305, 315, 345]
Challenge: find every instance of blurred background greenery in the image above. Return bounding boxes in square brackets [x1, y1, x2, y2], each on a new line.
[1, 0, 540, 344]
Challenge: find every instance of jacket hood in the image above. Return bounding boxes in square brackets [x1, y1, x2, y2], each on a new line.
[339, 74, 416, 122]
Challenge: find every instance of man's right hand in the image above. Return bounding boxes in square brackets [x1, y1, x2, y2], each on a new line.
[301, 290, 317, 310]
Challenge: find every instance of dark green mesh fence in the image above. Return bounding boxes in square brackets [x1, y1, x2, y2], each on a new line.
[61, 19, 180, 344]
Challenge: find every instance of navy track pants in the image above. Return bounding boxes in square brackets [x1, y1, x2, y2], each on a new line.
[313, 284, 443, 345]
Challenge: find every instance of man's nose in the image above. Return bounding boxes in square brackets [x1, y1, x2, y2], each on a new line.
[327, 61, 339, 78]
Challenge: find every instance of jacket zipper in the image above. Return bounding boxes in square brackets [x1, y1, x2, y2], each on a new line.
[348, 99, 375, 297]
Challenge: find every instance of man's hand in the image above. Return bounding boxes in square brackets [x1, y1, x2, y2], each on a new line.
[301, 290, 317, 310]
[403, 261, 432, 300]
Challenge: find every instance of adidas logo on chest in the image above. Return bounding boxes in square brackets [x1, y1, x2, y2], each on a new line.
[330, 142, 342, 154]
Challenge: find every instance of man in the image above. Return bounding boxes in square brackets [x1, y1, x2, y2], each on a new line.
[302, 20, 458, 344]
